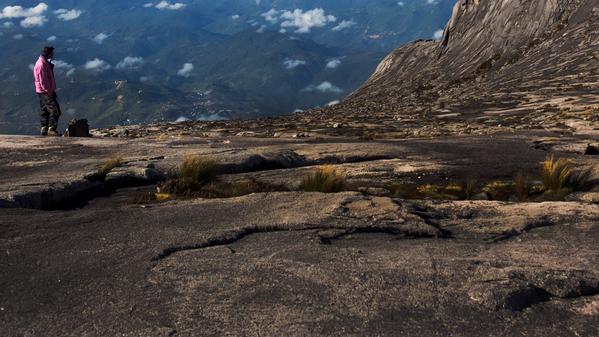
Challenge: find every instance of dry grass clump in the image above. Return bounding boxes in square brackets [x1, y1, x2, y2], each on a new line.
[388, 158, 594, 202]
[158, 155, 220, 195]
[179, 155, 219, 184]
[539, 155, 595, 199]
[514, 171, 531, 199]
[461, 177, 479, 199]
[542, 155, 573, 192]
[98, 156, 124, 177]
[300, 166, 346, 193]
[154, 155, 288, 200]
[568, 166, 595, 192]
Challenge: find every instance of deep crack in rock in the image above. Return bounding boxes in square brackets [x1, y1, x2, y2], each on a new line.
[490, 217, 555, 242]
[152, 223, 444, 261]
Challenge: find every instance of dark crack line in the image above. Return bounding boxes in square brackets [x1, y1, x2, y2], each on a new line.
[317, 226, 439, 245]
[407, 206, 453, 238]
[152, 223, 443, 261]
[489, 217, 555, 243]
[152, 224, 320, 261]
[508, 283, 599, 312]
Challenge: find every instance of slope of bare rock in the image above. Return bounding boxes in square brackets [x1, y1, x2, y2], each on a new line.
[0, 130, 598, 336]
[1, 190, 598, 336]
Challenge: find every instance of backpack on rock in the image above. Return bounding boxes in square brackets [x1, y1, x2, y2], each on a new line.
[65, 119, 91, 137]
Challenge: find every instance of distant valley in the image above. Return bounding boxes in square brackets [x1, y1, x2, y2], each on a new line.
[0, 0, 454, 134]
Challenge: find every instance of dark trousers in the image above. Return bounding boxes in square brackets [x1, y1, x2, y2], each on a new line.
[38, 92, 61, 129]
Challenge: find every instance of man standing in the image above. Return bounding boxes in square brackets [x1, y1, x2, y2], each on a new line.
[33, 46, 61, 136]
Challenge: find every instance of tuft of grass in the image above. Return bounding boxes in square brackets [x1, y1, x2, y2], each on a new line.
[300, 166, 346, 193]
[98, 156, 124, 177]
[540, 156, 595, 199]
[461, 177, 479, 200]
[568, 166, 595, 192]
[541, 155, 573, 192]
[179, 155, 219, 185]
[158, 155, 220, 195]
[514, 171, 530, 199]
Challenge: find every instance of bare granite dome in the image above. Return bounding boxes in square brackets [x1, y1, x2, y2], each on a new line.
[331, 0, 599, 119]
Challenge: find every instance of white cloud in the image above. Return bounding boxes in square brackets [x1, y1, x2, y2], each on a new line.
[283, 58, 306, 69]
[175, 116, 191, 122]
[53, 60, 75, 76]
[20, 15, 47, 28]
[2, 22, 14, 28]
[93, 32, 109, 44]
[0, 3, 49, 28]
[84, 58, 111, 73]
[279, 8, 336, 33]
[255, 24, 266, 33]
[231, 14, 240, 20]
[12, 33, 22, 39]
[433, 29, 444, 40]
[261, 9, 280, 24]
[326, 100, 340, 106]
[326, 59, 342, 69]
[54, 9, 83, 21]
[47, 35, 56, 42]
[332, 20, 355, 31]
[154, 1, 186, 10]
[116, 56, 144, 70]
[0, 3, 48, 19]
[177, 63, 194, 77]
[303, 81, 343, 93]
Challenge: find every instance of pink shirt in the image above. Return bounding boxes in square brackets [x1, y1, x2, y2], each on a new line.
[33, 56, 56, 94]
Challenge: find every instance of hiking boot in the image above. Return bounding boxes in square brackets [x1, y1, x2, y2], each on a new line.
[47, 127, 60, 137]
[40, 126, 48, 136]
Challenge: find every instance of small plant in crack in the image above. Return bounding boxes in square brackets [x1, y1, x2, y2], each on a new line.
[300, 165, 346, 193]
[542, 155, 573, 193]
[153, 156, 288, 201]
[513, 170, 531, 200]
[97, 155, 124, 177]
[541, 155, 595, 198]
[157, 155, 220, 196]
[567, 166, 595, 192]
[461, 177, 479, 200]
